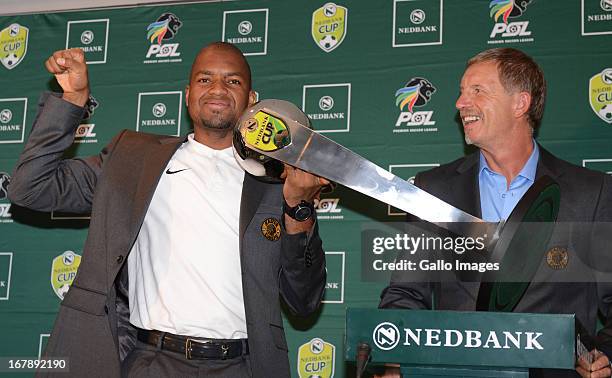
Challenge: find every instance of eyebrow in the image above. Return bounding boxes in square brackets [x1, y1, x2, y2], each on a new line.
[194, 70, 245, 77]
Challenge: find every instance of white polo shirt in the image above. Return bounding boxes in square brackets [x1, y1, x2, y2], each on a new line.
[128, 133, 247, 339]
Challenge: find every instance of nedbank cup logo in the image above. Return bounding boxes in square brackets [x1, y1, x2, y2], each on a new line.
[297, 338, 335, 377]
[312, 3, 348, 52]
[241, 111, 291, 152]
[590, 68, 612, 124]
[51, 251, 82, 300]
[0, 23, 29, 70]
[489, 0, 533, 39]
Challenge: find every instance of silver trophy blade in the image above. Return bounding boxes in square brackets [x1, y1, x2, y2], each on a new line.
[234, 100, 495, 238]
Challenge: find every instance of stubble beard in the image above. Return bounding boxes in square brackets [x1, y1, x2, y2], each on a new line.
[200, 110, 235, 131]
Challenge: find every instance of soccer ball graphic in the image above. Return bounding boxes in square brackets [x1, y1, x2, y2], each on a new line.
[57, 284, 71, 299]
[2, 53, 19, 67]
[599, 104, 612, 121]
[319, 35, 337, 50]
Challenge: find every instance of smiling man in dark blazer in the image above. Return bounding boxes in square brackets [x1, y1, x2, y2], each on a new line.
[9, 42, 327, 378]
[379, 48, 612, 378]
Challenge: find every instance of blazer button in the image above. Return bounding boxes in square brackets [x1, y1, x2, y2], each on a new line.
[116, 255, 124, 264]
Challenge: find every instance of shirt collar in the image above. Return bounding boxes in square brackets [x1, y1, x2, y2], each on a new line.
[478, 139, 539, 182]
[186, 133, 234, 160]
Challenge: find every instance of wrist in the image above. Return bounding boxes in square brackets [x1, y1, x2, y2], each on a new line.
[62, 91, 89, 107]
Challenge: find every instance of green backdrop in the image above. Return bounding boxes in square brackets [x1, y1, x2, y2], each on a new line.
[0, 1, 611, 377]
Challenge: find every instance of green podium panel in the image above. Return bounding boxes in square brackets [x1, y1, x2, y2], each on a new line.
[345, 308, 576, 377]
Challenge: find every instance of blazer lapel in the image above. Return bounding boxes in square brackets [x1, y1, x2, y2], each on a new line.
[239, 174, 266, 246]
[129, 136, 184, 242]
[454, 152, 482, 218]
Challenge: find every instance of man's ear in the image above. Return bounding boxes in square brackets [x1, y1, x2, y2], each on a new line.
[514, 91, 531, 119]
[248, 90, 257, 106]
[185, 85, 190, 107]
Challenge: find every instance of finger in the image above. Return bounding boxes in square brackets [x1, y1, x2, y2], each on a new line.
[592, 367, 611, 378]
[577, 354, 592, 371]
[575, 365, 591, 378]
[591, 353, 610, 371]
[52, 50, 71, 68]
[67, 48, 85, 63]
[44, 58, 66, 75]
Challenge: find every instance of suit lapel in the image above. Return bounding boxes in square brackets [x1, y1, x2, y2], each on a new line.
[129, 136, 184, 242]
[239, 174, 266, 246]
[454, 153, 482, 218]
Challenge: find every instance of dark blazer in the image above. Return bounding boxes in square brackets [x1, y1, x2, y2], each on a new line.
[380, 146, 612, 377]
[8, 93, 326, 378]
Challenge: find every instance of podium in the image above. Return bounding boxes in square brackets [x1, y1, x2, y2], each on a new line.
[345, 308, 576, 377]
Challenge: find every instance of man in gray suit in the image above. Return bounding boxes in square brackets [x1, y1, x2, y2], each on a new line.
[9, 42, 327, 377]
[379, 48, 612, 378]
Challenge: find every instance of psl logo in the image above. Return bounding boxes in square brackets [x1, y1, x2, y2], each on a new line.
[489, 0, 533, 39]
[590, 68, 612, 124]
[297, 338, 335, 378]
[312, 2, 348, 52]
[74, 95, 98, 142]
[395, 77, 436, 127]
[0, 172, 11, 220]
[145, 13, 183, 61]
[51, 251, 82, 300]
[0, 23, 29, 70]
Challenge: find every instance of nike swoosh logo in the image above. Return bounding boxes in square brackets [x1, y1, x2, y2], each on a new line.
[165, 168, 190, 174]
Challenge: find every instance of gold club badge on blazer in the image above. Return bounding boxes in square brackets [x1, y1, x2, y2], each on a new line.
[261, 218, 281, 241]
[546, 246, 569, 270]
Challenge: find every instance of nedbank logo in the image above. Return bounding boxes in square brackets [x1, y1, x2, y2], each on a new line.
[583, 158, 612, 174]
[373, 322, 401, 350]
[302, 83, 351, 133]
[488, 0, 534, 44]
[0, 252, 13, 300]
[312, 2, 348, 52]
[582, 0, 612, 35]
[0, 23, 29, 70]
[222, 9, 269, 56]
[51, 251, 82, 300]
[66, 19, 109, 64]
[589, 68, 612, 124]
[392, 0, 443, 47]
[0, 97, 27, 143]
[323, 251, 345, 304]
[297, 338, 335, 378]
[394, 78, 437, 133]
[136, 91, 182, 136]
[372, 321, 544, 351]
[144, 13, 183, 64]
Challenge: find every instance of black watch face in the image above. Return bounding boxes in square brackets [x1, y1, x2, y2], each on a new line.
[294, 206, 313, 221]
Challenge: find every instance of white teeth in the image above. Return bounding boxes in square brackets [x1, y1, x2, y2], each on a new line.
[462, 115, 481, 124]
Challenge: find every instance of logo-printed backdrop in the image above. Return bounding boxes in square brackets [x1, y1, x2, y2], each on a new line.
[0, 1, 611, 377]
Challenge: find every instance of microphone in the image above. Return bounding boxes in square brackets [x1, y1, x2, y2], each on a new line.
[355, 342, 371, 378]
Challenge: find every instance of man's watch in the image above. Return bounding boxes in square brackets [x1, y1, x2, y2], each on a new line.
[283, 199, 315, 222]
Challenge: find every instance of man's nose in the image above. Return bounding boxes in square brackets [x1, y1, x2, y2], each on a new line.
[455, 93, 470, 110]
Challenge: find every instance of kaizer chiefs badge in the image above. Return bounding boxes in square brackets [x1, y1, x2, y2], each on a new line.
[261, 218, 281, 241]
[546, 247, 568, 270]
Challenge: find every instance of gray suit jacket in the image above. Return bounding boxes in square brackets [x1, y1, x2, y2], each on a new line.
[9, 93, 326, 377]
[379, 146, 612, 377]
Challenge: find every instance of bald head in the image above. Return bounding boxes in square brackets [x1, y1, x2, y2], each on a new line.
[190, 42, 252, 90]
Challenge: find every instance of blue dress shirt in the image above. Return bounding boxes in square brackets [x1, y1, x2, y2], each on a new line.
[479, 141, 539, 222]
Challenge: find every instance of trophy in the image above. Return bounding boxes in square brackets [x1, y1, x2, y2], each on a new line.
[233, 99, 561, 312]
